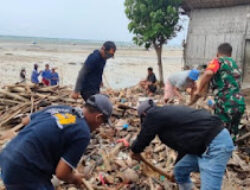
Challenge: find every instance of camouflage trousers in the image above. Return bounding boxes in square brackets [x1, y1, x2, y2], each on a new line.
[215, 93, 245, 142]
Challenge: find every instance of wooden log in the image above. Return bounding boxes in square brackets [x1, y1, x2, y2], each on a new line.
[101, 150, 112, 172]
[25, 84, 32, 94]
[0, 106, 6, 111]
[16, 93, 32, 99]
[0, 109, 23, 127]
[0, 102, 31, 127]
[0, 89, 28, 102]
[7, 86, 26, 93]
[0, 123, 24, 140]
[82, 178, 94, 190]
[140, 154, 175, 182]
[46, 96, 61, 101]
[117, 104, 137, 117]
[1, 107, 18, 121]
[92, 185, 106, 190]
[236, 132, 250, 143]
[58, 97, 82, 103]
[111, 110, 124, 118]
[117, 104, 136, 110]
[4, 83, 36, 89]
[0, 99, 20, 105]
[30, 96, 34, 114]
[36, 85, 59, 93]
[149, 178, 156, 190]
[33, 93, 48, 99]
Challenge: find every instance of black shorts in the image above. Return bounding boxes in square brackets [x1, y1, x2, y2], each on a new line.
[81, 91, 99, 102]
[148, 84, 157, 93]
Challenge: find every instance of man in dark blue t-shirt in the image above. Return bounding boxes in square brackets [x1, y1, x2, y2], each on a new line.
[0, 94, 113, 190]
[50, 68, 59, 86]
[72, 41, 116, 101]
[42, 64, 52, 86]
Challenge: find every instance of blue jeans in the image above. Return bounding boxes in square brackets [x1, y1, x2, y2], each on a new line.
[174, 129, 234, 190]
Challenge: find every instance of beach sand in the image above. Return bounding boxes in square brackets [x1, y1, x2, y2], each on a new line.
[0, 40, 183, 89]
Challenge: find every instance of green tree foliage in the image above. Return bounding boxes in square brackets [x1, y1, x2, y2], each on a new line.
[125, 0, 182, 84]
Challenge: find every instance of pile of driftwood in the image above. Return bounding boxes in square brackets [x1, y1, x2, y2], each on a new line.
[0, 84, 249, 190]
[0, 83, 82, 141]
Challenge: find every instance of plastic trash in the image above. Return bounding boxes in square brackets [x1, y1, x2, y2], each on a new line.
[122, 124, 129, 129]
[207, 99, 214, 107]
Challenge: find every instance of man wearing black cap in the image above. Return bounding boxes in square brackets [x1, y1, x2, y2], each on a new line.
[130, 100, 234, 190]
[0, 94, 113, 189]
[72, 41, 116, 101]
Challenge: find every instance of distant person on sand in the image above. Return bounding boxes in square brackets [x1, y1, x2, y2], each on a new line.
[164, 69, 200, 103]
[0, 94, 113, 189]
[42, 64, 52, 86]
[140, 67, 157, 95]
[19, 68, 26, 83]
[50, 68, 59, 86]
[72, 41, 116, 101]
[31, 64, 41, 84]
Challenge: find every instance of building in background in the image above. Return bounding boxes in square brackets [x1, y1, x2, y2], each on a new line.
[182, 0, 250, 85]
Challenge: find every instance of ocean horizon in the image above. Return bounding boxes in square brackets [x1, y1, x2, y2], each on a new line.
[0, 35, 182, 50]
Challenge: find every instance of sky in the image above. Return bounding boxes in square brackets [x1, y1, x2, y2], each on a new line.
[0, 0, 188, 46]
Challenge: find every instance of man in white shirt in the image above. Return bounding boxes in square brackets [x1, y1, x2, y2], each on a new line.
[164, 69, 200, 103]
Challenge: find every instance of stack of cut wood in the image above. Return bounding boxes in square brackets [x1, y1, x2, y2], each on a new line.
[0, 83, 83, 143]
[0, 84, 249, 190]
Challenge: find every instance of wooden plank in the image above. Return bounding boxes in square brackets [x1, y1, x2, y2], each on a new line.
[243, 40, 250, 83]
[0, 89, 28, 102]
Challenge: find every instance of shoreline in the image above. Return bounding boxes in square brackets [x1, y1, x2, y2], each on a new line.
[0, 40, 184, 89]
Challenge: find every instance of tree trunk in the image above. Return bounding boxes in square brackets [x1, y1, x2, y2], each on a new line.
[153, 43, 164, 86]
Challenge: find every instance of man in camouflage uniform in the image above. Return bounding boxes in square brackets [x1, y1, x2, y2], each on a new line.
[194, 43, 245, 141]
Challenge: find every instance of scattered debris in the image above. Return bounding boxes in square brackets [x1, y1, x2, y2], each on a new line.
[4, 53, 13, 56]
[68, 62, 77, 65]
[0, 83, 249, 189]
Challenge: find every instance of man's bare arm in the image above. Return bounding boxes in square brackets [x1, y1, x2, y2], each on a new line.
[22, 116, 30, 126]
[189, 70, 214, 106]
[56, 159, 83, 186]
[197, 70, 214, 93]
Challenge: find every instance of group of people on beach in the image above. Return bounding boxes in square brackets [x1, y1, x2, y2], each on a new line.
[0, 41, 246, 190]
[19, 63, 59, 86]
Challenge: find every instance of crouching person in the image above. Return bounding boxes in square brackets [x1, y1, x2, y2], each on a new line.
[164, 69, 200, 103]
[140, 67, 157, 95]
[0, 94, 113, 190]
[130, 100, 234, 190]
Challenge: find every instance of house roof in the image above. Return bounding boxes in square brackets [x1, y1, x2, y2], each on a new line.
[182, 0, 250, 12]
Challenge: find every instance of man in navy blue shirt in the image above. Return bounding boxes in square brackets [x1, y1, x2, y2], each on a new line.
[0, 94, 113, 190]
[31, 64, 41, 84]
[72, 41, 116, 101]
[50, 68, 59, 86]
